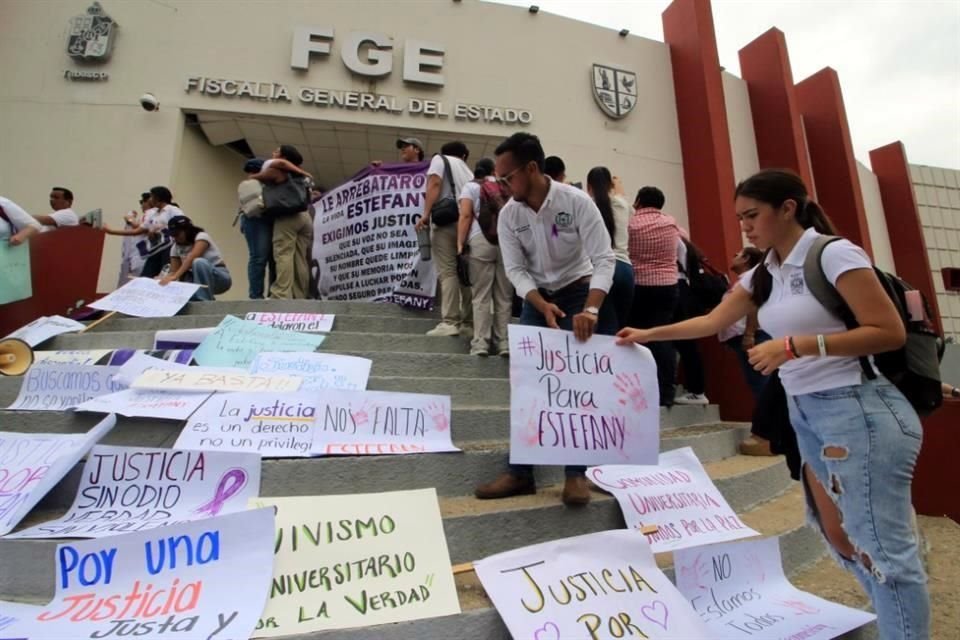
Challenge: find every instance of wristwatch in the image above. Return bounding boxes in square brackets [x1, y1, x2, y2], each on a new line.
[951, 386, 960, 398]
[583, 306, 600, 316]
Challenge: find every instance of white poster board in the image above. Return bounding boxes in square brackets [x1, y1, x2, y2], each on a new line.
[589, 447, 759, 552]
[475, 529, 711, 640]
[89, 277, 200, 317]
[153, 327, 216, 349]
[112, 352, 191, 387]
[3, 315, 85, 347]
[0, 508, 275, 640]
[33, 349, 113, 365]
[508, 326, 660, 466]
[249, 352, 372, 391]
[75, 388, 213, 421]
[0, 415, 115, 536]
[7, 364, 124, 411]
[132, 369, 302, 393]
[8, 446, 261, 539]
[192, 316, 325, 368]
[244, 312, 335, 333]
[675, 537, 876, 638]
[251, 489, 460, 636]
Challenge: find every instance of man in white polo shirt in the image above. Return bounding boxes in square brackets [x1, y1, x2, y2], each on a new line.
[34, 187, 79, 231]
[474, 132, 617, 506]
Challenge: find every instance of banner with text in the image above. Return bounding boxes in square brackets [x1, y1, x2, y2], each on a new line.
[132, 369, 302, 393]
[244, 312, 335, 333]
[475, 529, 710, 640]
[90, 277, 200, 317]
[509, 326, 660, 466]
[589, 447, 759, 552]
[0, 508, 275, 640]
[8, 445, 261, 539]
[675, 537, 876, 639]
[251, 489, 460, 636]
[0, 415, 115, 536]
[249, 352, 371, 391]
[7, 364, 124, 411]
[310, 162, 436, 309]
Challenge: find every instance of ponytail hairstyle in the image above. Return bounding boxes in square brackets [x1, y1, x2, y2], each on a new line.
[586, 166, 616, 245]
[734, 169, 836, 307]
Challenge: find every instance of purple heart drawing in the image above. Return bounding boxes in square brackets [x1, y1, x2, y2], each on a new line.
[641, 600, 669, 630]
[533, 621, 561, 640]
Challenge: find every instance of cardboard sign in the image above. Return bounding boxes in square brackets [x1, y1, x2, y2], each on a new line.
[0, 415, 115, 536]
[0, 508, 275, 640]
[4, 315, 85, 347]
[132, 369, 302, 393]
[7, 363, 124, 411]
[508, 326, 660, 466]
[475, 529, 711, 640]
[675, 537, 876, 638]
[75, 388, 212, 421]
[251, 489, 460, 636]
[153, 328, 215, 350]
[589, 448, 759, 552]
[33, 349, 113, 365]
[249, 352, 372, 391]
[112, 352, 192, 387]
[8, 446, 261, 539]
[89, 277, 200, 317]
[0, 242, 31, 305]
[244, 312, 335, 333]
[192, 316, 325, 368]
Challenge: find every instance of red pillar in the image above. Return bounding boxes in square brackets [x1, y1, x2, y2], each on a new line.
[738, 28, 815, 190]
[795, 68, 873, 257]
[663, 0, 752, 419]
[869, 142, 942, 333]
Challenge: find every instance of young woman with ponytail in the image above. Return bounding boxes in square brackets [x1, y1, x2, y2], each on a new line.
[586, 166, 633, 328]
[617, 169, 928, 639]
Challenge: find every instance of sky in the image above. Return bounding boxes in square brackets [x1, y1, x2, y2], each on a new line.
[487, 0, 960, 170]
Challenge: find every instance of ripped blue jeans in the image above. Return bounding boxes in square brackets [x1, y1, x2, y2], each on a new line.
[788, 376, 929, 640]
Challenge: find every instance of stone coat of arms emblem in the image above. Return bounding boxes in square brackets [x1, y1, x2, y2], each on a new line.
[592, 64, 637, 119]
[67, 2, 117, 60]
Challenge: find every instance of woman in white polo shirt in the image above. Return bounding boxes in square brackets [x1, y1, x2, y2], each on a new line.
[617, 169, 928, 639]
[159, 215, 231, 301]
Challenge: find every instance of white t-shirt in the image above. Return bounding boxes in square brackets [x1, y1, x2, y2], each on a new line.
[0, 196, 42, 238]
[171, 231, 225, 266]
[144, 204, 182, 233]
[611, 194, 631, 264]
[427, 155, 473, 200]
[737, 227, 875, 396]
[458, 179, 489, 242]
[42, 208, 80, 232]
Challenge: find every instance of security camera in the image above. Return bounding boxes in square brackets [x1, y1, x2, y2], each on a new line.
[139, 93, 159, 112]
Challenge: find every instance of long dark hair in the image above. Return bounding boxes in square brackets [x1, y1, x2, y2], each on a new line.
[735, 169, 836, 306]
[587, 166, 616, 244]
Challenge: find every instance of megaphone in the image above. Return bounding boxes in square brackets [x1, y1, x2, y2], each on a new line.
[0, 338, 34, 376]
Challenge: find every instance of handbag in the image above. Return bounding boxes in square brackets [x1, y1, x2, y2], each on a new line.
[263, 175, 309, 217]
[238, 178, 265, 218]
[430, 155, 460, 227]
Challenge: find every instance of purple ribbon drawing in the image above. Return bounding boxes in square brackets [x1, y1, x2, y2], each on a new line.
[193, 468, 247, 517]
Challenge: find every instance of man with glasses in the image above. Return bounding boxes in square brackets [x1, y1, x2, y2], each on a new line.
[474, 132, 616, 506]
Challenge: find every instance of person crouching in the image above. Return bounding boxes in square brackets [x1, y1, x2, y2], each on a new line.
[160, 215, 232, 301]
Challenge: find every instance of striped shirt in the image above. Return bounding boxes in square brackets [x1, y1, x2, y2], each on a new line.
[627, 207, 681, 286]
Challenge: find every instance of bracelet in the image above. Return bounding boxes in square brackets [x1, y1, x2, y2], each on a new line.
[784, 336, 796, 360]
[788, 336, 800, 358]
[817, 334, 827, 357]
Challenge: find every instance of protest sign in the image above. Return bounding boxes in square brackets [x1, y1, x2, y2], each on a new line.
[8, 445, 261, 539]
[252, 488, 459, 636]
[250, 352, 372, 391]
[33, 349, 113, 365]
[109, 348, 195, 366]
[192, 316, 325, 368]
[589, 447, 759, 553]
[675, 537, 876, 639]
[475, 529, 710, 640]
[244, 312, 335, 333]
[7, 363, 124, 411]
[0, 415, 115, 536]
[75, 388, 212, 421]
[310, 163, 436, 309]
[0, 242, 31, 305]
[153, 327, 215, 350]
[508, 326, 660, 466]
[132, 369, 302, 393]
[89, 277, 200, 317]
[0, 508, 275, 640]
[4, 315, 85, 347]
[112, 352, 191, 387]
[0, 600, 44, 635]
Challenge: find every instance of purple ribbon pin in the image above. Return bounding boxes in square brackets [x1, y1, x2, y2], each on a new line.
[194, 468, 247, 517]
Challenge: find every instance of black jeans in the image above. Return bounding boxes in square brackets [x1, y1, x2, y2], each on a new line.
[629, 284, 679, 406]
[673, 280, 706, 396]
[508, 279, 617, 480]
[140, 251, 170, 279]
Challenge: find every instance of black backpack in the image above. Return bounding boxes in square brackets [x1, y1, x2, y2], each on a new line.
[681, 238, 729, 314]
[804, 235, 944, 416]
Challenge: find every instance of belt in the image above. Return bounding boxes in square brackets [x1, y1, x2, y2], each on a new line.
[540, 275, 590, 297]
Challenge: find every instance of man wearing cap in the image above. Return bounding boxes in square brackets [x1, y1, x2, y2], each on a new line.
[238, 158, 274, 299]
[396, 137, 425, 163]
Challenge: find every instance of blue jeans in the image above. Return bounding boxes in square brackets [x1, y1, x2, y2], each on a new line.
[509, 279, 617, 480]
[788, 377, 929, 639]
[610, 260, 635, 330]
[723, 330, 771, 399]
[241, 215, 275, 299]
[187, 258, 232, 301]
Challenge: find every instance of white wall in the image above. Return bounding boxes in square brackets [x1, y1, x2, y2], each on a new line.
[857, 162, 896, 274]
[721, 72, 760, 185]
[912, 163, 960, 339]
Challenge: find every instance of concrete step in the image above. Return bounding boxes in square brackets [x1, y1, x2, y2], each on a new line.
[0, 455, 795, 603]
[181, 300, 440, 318]
[99, 314, 444, 335]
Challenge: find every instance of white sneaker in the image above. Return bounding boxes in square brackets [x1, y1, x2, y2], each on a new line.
[426, 323, 460, 337]
[497, 347, 510, 358]
[470, 346, 489, 357]
[674, 392, 709, 406]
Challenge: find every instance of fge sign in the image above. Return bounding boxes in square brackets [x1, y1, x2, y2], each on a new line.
[291, 27, 444, 86]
